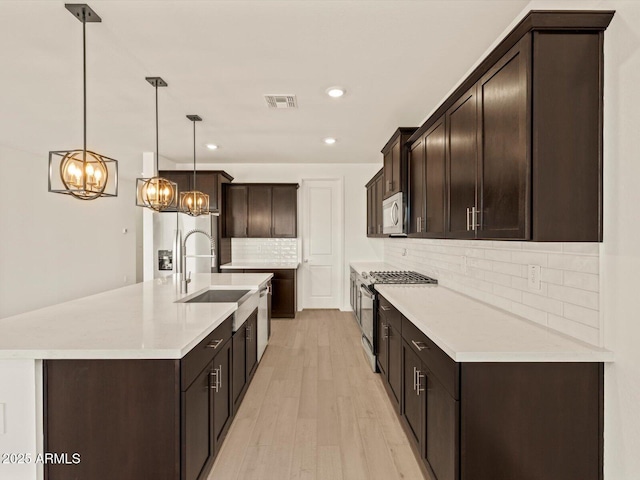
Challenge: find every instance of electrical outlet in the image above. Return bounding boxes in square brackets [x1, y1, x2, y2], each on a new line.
[462, 256, 468, 274]
[528, 265, 541, 290]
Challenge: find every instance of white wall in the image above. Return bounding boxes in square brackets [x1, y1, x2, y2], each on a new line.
[0, 146, 140, 319]
[176, 162, 384, 310]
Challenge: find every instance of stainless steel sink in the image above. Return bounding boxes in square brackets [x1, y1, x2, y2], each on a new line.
[176, 288, 259, 333]
[183, 289, 251, 303]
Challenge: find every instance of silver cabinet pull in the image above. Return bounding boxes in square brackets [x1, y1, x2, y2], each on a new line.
[416, 371, 425, 396]
[417, 216, 421, 232]
[380, 305, 391, 311]
[209, 369, 219, 392]
[206, 339, 224, 349]
[466, 207, 471, 231]
[246, 326, 251, 342]
[472, 206, 478, 231]
[412, 340, 429, 351]
[217, 365, 222, 390]
[413, 366, 417, 391]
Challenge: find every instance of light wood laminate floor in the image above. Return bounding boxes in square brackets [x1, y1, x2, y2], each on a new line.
[209, 309, 426, 480]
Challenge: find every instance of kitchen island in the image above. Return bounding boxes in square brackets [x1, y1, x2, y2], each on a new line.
[0, 273, 272, 480]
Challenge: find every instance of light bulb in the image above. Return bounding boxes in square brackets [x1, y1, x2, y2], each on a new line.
[148, 185, 156, 196]
[187, 197, 193, 206]
[94, 169, 102, 181]
[67, 164, 76, 176]
[86, 164, 94, 176]
[163, 187, 170, 197]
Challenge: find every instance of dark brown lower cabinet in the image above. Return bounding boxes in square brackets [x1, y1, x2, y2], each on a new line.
[232, 323, 247, 411]
[388, 309, 603, 480]
[232, 309, 258, 412]
[377, 295, 402, 411]
[44, 313, 261, 480]
[211, 339, 233, 451]
[244, 269, 297, 318]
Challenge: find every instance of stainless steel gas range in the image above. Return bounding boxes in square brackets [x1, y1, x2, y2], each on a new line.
[350, 267, 437, 371]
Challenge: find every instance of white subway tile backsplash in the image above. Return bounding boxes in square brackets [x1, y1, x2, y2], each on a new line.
[510, 251, 549, 267]
[547, 314, 600, 345]
[522, 292, 563, 315]
[232, 238, 298, 263]
[547, 284, 599, 310]
[563, 303, 600, 328]
[548, 253, 599, 274]
[562, 243, 600, 255]
[563, 271, 599, 292]
[384, 238, 601, 346]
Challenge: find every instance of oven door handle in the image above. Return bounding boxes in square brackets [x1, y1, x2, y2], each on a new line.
[359, 285, 375, 300]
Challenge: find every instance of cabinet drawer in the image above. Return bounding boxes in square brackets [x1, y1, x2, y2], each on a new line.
[402, 316, 459, 399]
[181, 315, 233, 391]
[378, 294, 401, 331]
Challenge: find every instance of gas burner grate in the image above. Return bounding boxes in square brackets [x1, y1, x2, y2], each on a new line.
[369, 270, 438, 285]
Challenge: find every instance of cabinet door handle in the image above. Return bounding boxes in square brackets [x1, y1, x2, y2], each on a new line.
[472, 206, 479, 231]
[413, 366, 417, 391]
[466, 207, 471, 231]
[246, 326, 251, 342]
[206, 339, 224, 349]
[217, 365, 222, 390]
[416, 371, 425, 396]
[209, 370, 219, 392]
[380, 305, 391, 311]
[412, 340, 429, 351]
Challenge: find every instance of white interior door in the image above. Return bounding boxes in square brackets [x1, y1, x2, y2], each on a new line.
[301, 179, 343, 309]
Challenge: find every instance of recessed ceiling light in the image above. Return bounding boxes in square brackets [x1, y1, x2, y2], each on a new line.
[206, 144, 218, 150]
[326, 87, 346, 98]
[323, 137, 337, 145]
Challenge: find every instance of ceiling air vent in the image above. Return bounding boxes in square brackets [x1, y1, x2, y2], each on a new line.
[264, 94, 298, 109]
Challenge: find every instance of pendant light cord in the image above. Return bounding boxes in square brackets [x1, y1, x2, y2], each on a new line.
[192, 120, 197, 191]
[155, 83, 159, 174]
[82, 9, 87, 163]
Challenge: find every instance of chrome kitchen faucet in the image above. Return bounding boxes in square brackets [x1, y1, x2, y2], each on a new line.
[180, 229, 216, 293]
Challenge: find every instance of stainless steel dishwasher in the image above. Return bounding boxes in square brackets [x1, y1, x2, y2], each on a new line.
[257, 283, 270, 361]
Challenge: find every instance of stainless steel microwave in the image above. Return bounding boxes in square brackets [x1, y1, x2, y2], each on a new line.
[383, 192, 405, 235]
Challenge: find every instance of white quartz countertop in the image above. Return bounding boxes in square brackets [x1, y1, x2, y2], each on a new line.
[220, 262, 300, 270]
[0, 273, 272, 360]
[375, 284, 613, 363]
[349, 261, 395, 276]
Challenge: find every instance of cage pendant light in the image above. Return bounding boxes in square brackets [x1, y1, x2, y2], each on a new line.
[179, 115, 209, 217]
[135, 77, 178, 211]
[48, 3, 118, 200]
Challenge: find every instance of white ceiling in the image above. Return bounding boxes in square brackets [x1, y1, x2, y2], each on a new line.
[0, 0, 529, 165]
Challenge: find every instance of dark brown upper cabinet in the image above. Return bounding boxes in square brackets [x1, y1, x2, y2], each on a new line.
[272, 185, 298, 237]
[366, 169, 384, 237]
[409, 117, 447, 237]
[406, 10, 613, 242]
[224, 185, 248, 238]
[223, 184, 298, 238]
[446, 87, 479, 240]
[158, 170, 233, 214]
[382, 128, 417, 200]
[247, 185, 273, 237]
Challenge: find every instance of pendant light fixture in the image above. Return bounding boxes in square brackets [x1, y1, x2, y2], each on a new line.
[48, 3, 118, 200]
[179, 115, 210, 216]
[135, 77, 178, 211]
